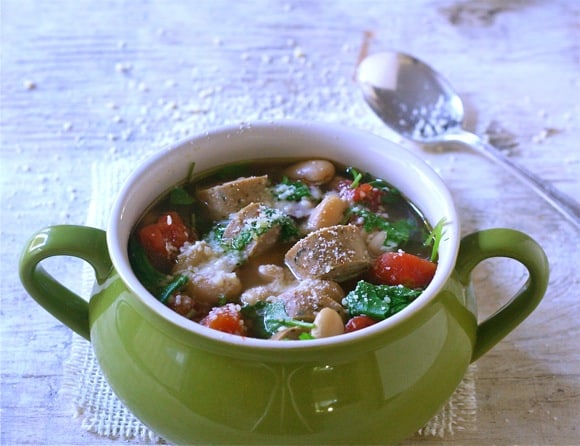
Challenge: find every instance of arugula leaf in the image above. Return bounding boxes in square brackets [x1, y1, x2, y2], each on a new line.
[342, 280, 421, 320]
[271, 177, 312, 201]
[241, 301, 315, 339]
[424, 217, 447, 262]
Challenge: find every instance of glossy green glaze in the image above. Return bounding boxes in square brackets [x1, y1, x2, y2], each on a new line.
[18, 225, 112, 340]
[89, 271, 474, 444]
[18, 121, 549, 444]
[19, 225, 548, 444]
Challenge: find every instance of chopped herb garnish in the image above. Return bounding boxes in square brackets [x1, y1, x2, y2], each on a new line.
[271, 176, 312, 201]
[346, 166, 363, 188]
[241, 301, 315, 339]
[169, 187, 195, 205]
[204, 207, 299, 257]
[204, 222, 226, 246]
[227, 206, 299, 251]
[424, 217, 447, 262]
[342, 280, 421, 320]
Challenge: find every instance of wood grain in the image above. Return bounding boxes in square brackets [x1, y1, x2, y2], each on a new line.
[1, 0, 578, 444]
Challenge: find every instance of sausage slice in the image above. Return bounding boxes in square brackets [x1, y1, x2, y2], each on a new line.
[196, 175, 272, 220]
[284, 225, 370, 281]
[222, 202, 281, 258]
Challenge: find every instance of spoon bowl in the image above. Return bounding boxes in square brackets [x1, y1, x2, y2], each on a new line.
[357, 51, 580, 228]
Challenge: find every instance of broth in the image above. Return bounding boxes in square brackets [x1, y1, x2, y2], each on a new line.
[129, 158, 440, 340]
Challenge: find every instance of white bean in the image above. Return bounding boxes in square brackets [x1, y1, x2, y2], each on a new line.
[184, 274, 242, 305]
[284, 160, 335, 185]
[311, 307, 345, 339]
[306, 194, 348, 231]
[366, 230, 388, 257]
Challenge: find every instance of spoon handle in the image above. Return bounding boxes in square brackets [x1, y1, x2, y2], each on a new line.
[457, 130, 580, 229]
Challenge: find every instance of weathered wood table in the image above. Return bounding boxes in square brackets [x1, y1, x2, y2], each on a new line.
[2, 1, 578, 444]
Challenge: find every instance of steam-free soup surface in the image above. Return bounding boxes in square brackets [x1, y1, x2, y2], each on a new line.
[129, 159, 441, 340]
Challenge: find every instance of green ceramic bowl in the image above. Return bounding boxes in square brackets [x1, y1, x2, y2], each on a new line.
[19, 121, 549, 444]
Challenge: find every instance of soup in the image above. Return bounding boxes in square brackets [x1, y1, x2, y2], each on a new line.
[129, 159, 443, 340]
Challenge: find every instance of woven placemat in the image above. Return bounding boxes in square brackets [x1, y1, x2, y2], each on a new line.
[60, 160, 477, 443]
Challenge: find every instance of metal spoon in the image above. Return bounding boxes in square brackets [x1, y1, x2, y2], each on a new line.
[357, 50, 580, 228]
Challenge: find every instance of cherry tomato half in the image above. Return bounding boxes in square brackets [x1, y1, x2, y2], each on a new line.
[200, 303, 247, 336]
[345, 315, 378, 333]
[138, 211, 193, 272]
[369, 251, 436, 289]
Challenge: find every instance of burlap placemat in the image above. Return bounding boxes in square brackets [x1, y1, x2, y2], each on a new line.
[61, 160, 477, 443]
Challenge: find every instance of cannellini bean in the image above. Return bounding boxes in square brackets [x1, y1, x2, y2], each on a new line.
[366, 230, 388, 257]
[306, 194, 348, 231]
[311, 307, 345, 338]
[183, 273, 242, 305]
[239, 265, 296, 305]
[257, 264, 286, 281]
[283, 160, 335, 185]
[276, 279, 346, 321]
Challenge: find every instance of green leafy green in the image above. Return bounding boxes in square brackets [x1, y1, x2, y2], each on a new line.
[226, 206, 299, 251]
[299, 332, 315, 340]
[424, 217, 447, 262]
[346, 166, 363, 188]
[216, 163, 251, 180]
[169, 187, 195, 205]
[128, 237, 188, 303]
[241, 301, 315, 339]
[345, 166, 401, 203]
[348, 206, 415, 249]
[275, 211, 301, 242]
[128, 237, 168, 294]
[342, 280, 421, 320]
[158, 274, 188, 304]
[271, 177, 312, 201]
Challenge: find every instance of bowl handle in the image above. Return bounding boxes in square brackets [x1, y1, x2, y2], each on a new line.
[18, 225, 112, 341]
[455, 228, 549, 362]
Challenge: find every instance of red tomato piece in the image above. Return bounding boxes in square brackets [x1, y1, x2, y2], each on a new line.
[345, 315, 378, 333]
[200, 303, 246, 336]
[338, 181, 383, 211]
[369, 251, 436, 289]
[138, 211, 193, 272]
[352, 183, 373, 201]
[358, 186, 383, 211]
